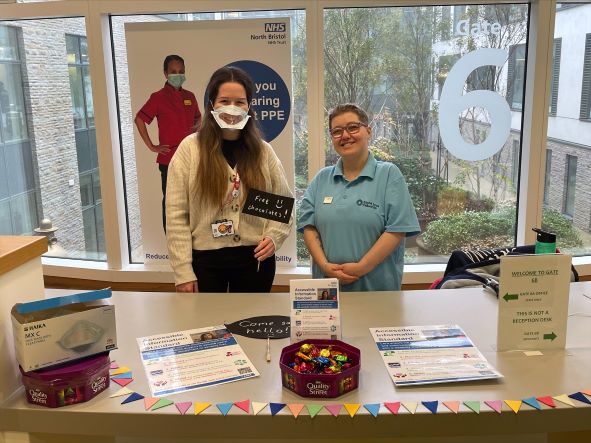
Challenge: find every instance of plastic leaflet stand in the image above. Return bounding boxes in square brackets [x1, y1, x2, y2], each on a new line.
[11, 288, 117, 371]
[20, 353, 110, 408]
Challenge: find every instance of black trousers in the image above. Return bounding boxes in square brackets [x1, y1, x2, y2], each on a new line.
[158, 164, 168, 232]
[192, 246, 276, 293]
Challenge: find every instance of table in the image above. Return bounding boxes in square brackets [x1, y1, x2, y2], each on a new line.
[1, 284, 591, 443]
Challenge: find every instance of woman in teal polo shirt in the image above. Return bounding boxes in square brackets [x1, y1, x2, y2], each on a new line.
[298, 103, 420, 291]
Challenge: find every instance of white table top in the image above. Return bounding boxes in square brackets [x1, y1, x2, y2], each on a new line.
[1, 284, 591, 441]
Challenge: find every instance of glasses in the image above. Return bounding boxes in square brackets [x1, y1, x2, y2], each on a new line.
[329, 122, 368, 139]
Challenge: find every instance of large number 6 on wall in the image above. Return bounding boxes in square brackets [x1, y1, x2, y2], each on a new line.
[439, 48, 511, 161]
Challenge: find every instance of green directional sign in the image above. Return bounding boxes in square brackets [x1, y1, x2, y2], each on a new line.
[503, 292, 518, 302]
[543, 332, 557, 341]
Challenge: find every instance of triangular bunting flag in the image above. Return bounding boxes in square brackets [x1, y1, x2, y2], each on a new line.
[144, 397, 159, 411]
[121, 392, 144, 405]
[109, 387, 134, 398]
[537, 396, 556, 408]
[422, 401, 438, 414]
[111, 372, 133, 379]
[234, 400, 251, 413]
[217, 402, 233, 416]
[110, 366, 131, 376]
[112, 378, 133, 387]
[402, 402, 418, 414]
[344, 403, 361, 417]
[484, 400, 502, 413]
[523, 397, 541, 410]
[504, 400, 522, 413]
[569, 392, 591, 405]
[269, 403, 286, 416]
[252, 402, 267, 415]
[384, 402, 401, 414]
[151, 398, 174, 411]
[442, 401, 460, 414]
[175, 402, 192, 415]
[287, 404, 304, 418]
[306, 404, 323, 418]
[464, 401, 480, 413]
[553, 394, 575, 407]
[325, 404, 342, 417]
[581, 389, 591, 396]
[364, 403, 380, 417]
[194, 402, 211, 415]
[109, 362, 119, 369]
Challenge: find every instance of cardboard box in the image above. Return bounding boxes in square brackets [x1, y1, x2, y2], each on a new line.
[11, 289, 117, 372]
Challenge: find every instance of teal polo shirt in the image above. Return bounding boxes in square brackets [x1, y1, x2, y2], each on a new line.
[298, 152, 420, 292]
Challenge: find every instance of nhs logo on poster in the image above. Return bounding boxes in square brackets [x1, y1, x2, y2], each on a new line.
[264, 23, 286, 33]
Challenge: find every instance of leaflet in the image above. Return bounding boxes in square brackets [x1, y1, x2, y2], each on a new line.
[289, 278, 341, 342]
[137, 325, 259, 396]
[370, 325, 503, 386]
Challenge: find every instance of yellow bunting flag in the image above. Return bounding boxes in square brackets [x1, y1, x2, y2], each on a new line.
[402, 402, 418, 414]
[252, 402, 268, 415]
[504, 400, 522, 413]
[344, 403, 361, 417]
[553, 394, 575, 407]
[110, 366, 131, 376]
[193, 402, 211, 415]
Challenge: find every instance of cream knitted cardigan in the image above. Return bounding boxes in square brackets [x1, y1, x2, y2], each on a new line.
[166, 134, 293, 286]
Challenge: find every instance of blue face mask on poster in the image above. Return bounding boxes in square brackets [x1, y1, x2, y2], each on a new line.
[167, 74, 186, 89]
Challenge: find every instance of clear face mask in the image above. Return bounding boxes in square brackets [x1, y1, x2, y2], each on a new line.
[211, 104, 250, 130]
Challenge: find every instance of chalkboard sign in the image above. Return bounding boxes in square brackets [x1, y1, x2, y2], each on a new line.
[242, 189, 294, 224]
[225, 315, 290, 339]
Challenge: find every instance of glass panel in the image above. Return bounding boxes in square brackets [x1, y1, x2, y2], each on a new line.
[75, 129, 91, 172]
[83, 66, 94, 127]
[324, 4, 528, 264]
[510, 44, 526, 110]
[92, 168, 101, 202]
[79, 171, 93, 207]
[0, 198, 11, 234]
[563, 154, 577, 217]
[0, 148, 8, 199]
[543, 3, 591, 255]
[80, 37, 89, 65]
[69, 66, 86, 129]
[0, 63, 29, 142]
[112, 10, 306, 264]
[0, 17, 105, 261]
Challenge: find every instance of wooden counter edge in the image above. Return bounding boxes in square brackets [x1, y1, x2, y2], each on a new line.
[0, 236, 48, 277]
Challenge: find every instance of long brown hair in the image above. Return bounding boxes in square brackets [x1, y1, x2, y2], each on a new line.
[196, 66, 266, 207]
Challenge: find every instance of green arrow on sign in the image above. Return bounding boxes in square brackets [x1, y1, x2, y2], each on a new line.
[543, 332, 557, 341]
[503, 292, 518, 302]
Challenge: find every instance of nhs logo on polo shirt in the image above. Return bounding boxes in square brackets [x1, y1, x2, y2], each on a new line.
[356, 199, 379, 210]
[264, 23, 286, 33]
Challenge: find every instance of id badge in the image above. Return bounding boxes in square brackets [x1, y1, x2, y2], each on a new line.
[211, 219, 234, 238]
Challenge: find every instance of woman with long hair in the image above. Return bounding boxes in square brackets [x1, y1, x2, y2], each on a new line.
[166, 66, 292, 293]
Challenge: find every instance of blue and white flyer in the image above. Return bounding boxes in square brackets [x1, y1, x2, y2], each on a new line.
[289, 278, 341, 342]
[370, 325, 502, 386]
[137, 325, 259, 396]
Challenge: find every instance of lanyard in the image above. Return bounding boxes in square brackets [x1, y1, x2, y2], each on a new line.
[221, 170, 240, 208]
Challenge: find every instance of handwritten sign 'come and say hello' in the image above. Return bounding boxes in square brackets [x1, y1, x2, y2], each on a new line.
[242, 189, 294, 224]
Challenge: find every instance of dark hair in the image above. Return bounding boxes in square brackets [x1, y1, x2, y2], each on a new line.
[163, 54, 184, 72]
[328, 103, 369, 129]
[196, 66, 265, 207]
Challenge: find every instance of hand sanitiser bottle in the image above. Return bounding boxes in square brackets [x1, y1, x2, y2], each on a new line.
[532, 227, 556, 254]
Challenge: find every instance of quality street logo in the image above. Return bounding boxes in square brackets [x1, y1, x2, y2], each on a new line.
[306, 380, 330, 396]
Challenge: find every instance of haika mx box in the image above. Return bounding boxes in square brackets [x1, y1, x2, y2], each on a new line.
[11, 289, 117, 372]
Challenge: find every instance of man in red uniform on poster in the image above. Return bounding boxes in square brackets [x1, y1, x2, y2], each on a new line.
[134, 54, 201, 232]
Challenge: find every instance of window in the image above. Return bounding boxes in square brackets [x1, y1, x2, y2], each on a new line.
[580, 33, 591, 119]
[111, 10, 306, 264]
[66, 34, 104, 257]
[0, 17, 105, 260]
[0, 25, 39, 236]
[324, 4, 528, 263]
[543, 149, 552, 205]
[563, 154, 577, 218]
[507, 43, 526, 110]
[543, 4, 591, 256]
[549, 38, 561, 116]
